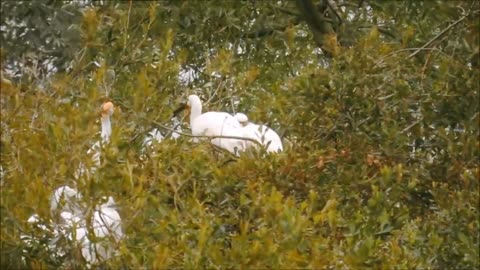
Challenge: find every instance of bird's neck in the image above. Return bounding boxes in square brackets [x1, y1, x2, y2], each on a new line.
[190, 102, 202, 123]
[101, 115, 111, 143]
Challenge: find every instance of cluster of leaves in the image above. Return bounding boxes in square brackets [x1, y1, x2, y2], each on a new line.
[1, 0, 479, 269]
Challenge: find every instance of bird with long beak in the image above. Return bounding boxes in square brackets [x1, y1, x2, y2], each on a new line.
[176, 95, 245, 154]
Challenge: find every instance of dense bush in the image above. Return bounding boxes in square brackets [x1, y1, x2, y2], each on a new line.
[1, 1, 478, 269]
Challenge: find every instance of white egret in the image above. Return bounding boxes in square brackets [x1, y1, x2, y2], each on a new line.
[75, 101, 115, 179]
[21, 214, 64, 264]
[59, 211, 94, 265]
[89, 101, 115, 166]
[185, 94, 244, 154]
[92, 196, 123, 242]
[79, 196, 123, 265]
[234, 113, 283, 153]
[58, 196, 123, 266]
[50, 185, 84, 217]
[48, 186, 123, 266]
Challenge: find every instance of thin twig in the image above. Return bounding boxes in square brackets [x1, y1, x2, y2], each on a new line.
[408, 14, 468, 59]
[374, 47, 449, 67]
[124, 0, 132, 50]
[326, 0, 342, 25]
[400, 118, 423, 134]
[205, 78, 224, 105]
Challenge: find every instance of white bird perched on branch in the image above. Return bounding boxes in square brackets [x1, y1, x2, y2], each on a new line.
[51, 194, 123, 267]
[234, 113, 283, 153]
[50, 185, 84, 218]
[177, 94, 245, 155]
[61, 196, 123, 267]
[20, 214, 64, 264]
[75, 101, 115, 179]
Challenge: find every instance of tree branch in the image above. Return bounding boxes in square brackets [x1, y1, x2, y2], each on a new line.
[408, 14, 468, 59]
[295, 0, 337, 56]
[241, 18, 301, 39]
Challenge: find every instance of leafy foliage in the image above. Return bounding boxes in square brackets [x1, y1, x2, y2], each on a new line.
[1, 0, 479, 269]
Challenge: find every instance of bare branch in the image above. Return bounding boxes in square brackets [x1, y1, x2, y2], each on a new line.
[374, 47, 452, 68]
[326, 0, 342, 25]
[408, 14, 468, 59]
[295, 0, 337, 56]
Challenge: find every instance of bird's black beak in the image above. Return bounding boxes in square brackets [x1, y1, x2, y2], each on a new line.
[173, 103, 187, 117]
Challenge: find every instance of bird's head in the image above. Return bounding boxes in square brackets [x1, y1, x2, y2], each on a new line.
[234, 113, 249, 126]
[99, 196, 117, 209]
[101, 101, 115, 118]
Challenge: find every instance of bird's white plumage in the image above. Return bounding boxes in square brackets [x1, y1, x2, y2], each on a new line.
[142, 118, 182, 155]
[24, 188, 123, 267]
[187, 95, 244, 154]
[50, 185, 84, 217]
[92, 196, 123, 241]
[170, 117, 182, 139]
[234, 113, 283, 153]
[21, 214, 64, 263]
[75, 102, 114, 179]
[143, 128, 164, 148]
[61, 196, 123, 266]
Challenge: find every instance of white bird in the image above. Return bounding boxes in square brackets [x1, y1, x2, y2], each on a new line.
[48, 186, 123, 266]
[142, 128, 164, 149]
[170, 117, 183, 139]
[21, 214, 64, 264]
[92, 196, 123, 242]
[234, 113, 283, 153]
[0, 165, 4, 186]
[84, 196, 123, 265]
[186, 94, 244, 154]
[59, 196, 123, 267]
[50, 185, 84, 218]
[75, 101, 115, 179]
[141, 117, 182, 157]
[59, 211, 93, 265]
[187, 95, 242, 136]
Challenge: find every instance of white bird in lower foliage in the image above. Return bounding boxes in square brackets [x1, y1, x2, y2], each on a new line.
[0, 165, 4, 186]
[59, 211, 93, 265]
[92, 196, 123, 242]
[83, 196, 123, 265]
[50, 185, 84, 218]
[62, 197, 123, 268]
[184, 94, 244, 154]
[22, 187, 123, 268]
[234, 113, 283, 153]
[21, 214, 64, 264]
[58, 196, 123, 267]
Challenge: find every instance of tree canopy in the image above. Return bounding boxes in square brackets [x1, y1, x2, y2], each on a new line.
[1, 0, 479, 269]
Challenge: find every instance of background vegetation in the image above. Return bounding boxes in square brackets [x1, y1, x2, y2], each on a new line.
[1, 0, 479, 268]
